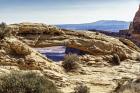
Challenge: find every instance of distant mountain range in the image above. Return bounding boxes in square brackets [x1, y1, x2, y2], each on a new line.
[56, 20, 130, 32]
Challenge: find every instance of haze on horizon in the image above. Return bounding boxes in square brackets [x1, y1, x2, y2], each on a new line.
[0, 0, 140, 24]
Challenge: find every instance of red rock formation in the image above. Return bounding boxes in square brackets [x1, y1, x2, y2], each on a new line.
[120, 5, 140, 47]
[133, 5, 140, 33]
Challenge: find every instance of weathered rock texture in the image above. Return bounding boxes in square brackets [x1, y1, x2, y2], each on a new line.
[0, 36, 62, 72]
[9, 22, 64, 35]
[0, 22, 140, 93]
[8, 23, 140, 61]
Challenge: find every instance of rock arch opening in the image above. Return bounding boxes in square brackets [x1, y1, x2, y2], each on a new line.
[35, 46, 87, 62]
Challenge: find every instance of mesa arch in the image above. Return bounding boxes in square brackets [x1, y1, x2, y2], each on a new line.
[8, 23, 140, 61]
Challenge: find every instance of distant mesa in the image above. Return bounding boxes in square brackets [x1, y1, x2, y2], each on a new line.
[57, 20, 130, 32]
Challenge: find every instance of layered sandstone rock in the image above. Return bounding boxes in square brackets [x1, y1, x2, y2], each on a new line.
[0, 36, 63, 72]
[8, 22, 64, 35]
[1, 22, 140, 93]
[8, 23, 140, 60]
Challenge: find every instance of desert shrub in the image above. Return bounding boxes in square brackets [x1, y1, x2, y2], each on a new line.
[136, 54, 140, 61]
[0, 22, 6, 29]
[0, 22, 11, 39]
[95, 32, 99, 35]
[112, 79, 140, 93]
[110, 54, 120, 65]
[62, 54, 80, 72]
[0, 71, 62, 93]
[74, 83, 90, 93]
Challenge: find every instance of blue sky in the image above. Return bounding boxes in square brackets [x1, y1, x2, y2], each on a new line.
[0, 0, 140, 24]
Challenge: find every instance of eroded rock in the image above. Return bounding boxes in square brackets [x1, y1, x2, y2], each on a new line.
[7, 23, 140, 61]
[0, 36, 63, 72]
[0, 22, 140, 93]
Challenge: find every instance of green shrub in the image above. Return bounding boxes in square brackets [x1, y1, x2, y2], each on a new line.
[74, 83, 90, 93]
[62, 54, 80, 72]
[0, 71, 62, 93]
[111, 54, 120, 65]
